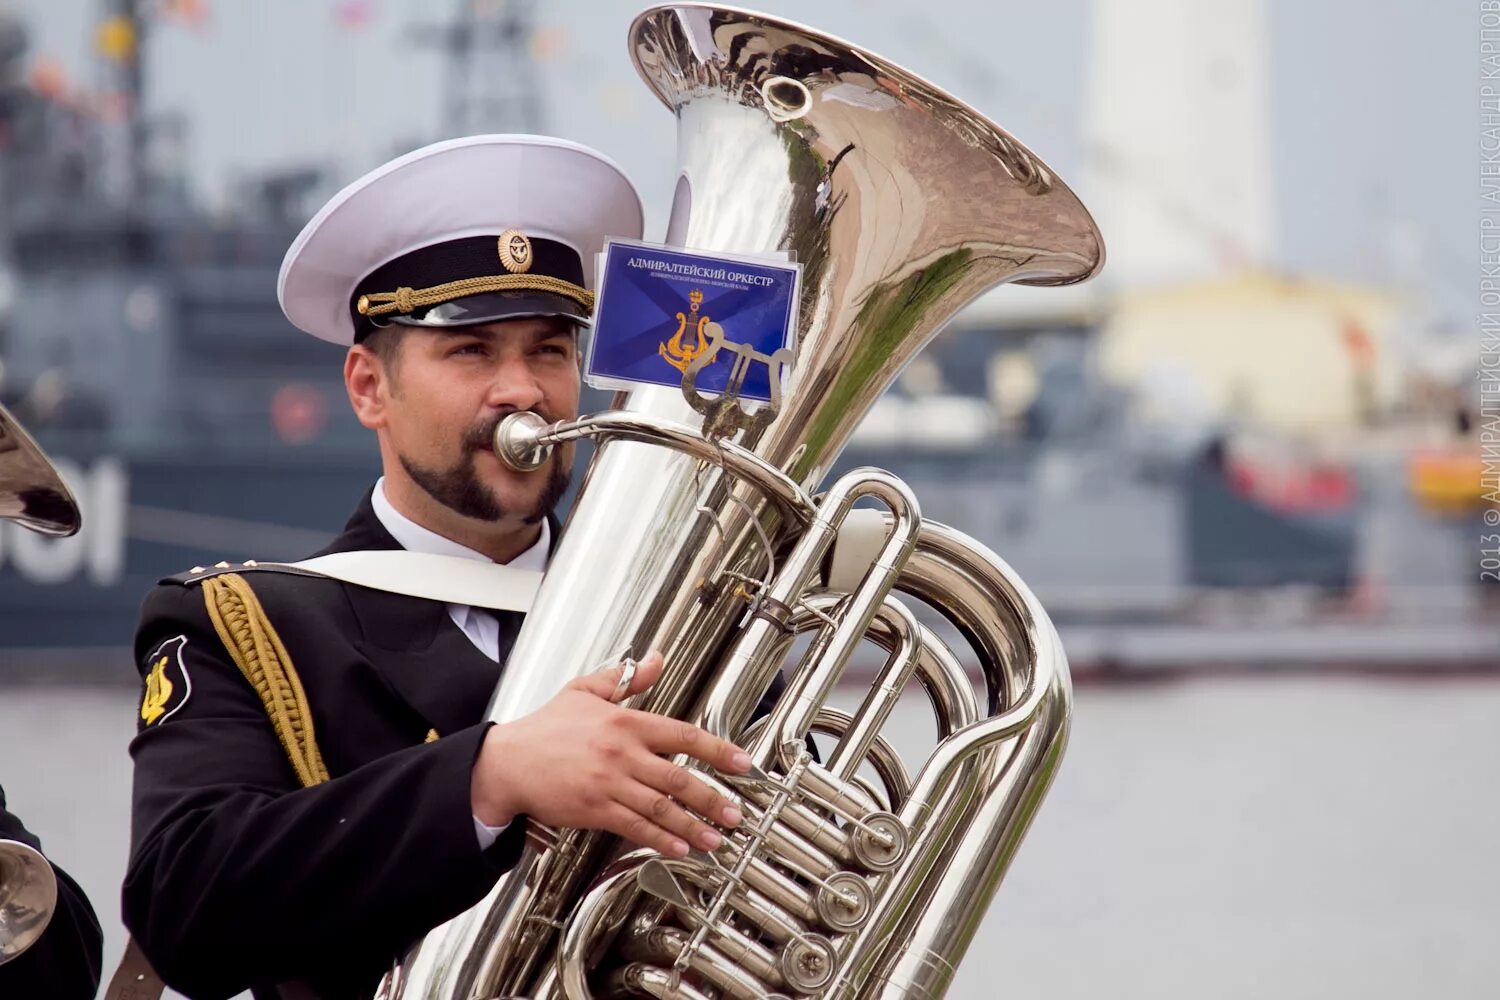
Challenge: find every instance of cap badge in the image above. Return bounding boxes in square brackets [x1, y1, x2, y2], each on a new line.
[498, 229, 533, 274]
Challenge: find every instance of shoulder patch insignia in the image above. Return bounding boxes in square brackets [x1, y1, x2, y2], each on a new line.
[141, 635, 191, 727]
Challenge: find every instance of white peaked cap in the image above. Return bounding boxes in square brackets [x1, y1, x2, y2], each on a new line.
[278, 134, 645, 346]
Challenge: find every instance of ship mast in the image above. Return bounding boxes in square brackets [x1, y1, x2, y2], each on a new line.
[98, 0, 150, 208]
[415, 0, 545, 136]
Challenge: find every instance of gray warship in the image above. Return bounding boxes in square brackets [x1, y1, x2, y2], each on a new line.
[0, 1, 1489, 670]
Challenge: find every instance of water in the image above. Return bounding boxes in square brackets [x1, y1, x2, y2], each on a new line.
[2, 675, 1496, 999]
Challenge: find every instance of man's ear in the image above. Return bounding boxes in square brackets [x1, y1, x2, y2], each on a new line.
[345, 345, 388, 430]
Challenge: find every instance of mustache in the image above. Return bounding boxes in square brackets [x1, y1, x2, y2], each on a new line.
[463, 410, 548, 454]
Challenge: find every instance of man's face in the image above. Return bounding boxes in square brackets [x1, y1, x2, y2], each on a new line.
[367, 316, 581, 526]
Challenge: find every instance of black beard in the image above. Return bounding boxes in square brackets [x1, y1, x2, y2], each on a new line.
[400, 414, 571, 524]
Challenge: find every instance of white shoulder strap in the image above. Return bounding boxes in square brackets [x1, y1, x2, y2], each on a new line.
[283, 550, 542, 612]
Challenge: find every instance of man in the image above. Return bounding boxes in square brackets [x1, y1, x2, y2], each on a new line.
[122, 136, 751, 999]
[0, 786, 103, 999]
[0, 403, 102, 998]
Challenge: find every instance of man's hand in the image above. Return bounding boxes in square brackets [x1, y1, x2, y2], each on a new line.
[470, 651, 750, 857]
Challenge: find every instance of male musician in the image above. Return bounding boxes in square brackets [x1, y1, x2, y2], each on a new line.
[0, 787, 102, 999]
[0, 406, 102, 999]
[122, 136, 751, 1000]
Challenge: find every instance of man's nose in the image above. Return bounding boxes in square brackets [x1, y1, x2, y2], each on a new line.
[485, 353, 545, 412]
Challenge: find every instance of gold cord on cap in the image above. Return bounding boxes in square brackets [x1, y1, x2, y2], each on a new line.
[356, 273, 595, 319]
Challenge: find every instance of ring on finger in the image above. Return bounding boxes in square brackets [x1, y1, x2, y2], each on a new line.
[610, 657, 638, 704]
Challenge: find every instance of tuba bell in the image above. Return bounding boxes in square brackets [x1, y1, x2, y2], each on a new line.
[0, 401, 80, 964]
[382, 5, 1102, 998]
[0, 838, 58, 967]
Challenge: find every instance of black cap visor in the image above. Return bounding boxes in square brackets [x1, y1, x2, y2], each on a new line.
[386, 289, 591, 331]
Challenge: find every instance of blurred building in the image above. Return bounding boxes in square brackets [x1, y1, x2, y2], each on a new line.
[1098, 272, 1402, 434]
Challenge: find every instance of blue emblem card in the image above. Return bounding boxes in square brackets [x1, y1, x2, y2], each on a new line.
[585, 240, 801, 402]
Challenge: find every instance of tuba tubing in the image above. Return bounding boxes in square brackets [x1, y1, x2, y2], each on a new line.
[827, 523, 1072, 999]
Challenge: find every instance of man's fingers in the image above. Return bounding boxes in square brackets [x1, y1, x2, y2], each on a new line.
[634, 755, 743, 829]
[616, 779, 724, 852]
[627, 651, 664, 696]
[569, 668, 616, 700]
[633, 714, 752, 774]
[601, 802, 690, 858]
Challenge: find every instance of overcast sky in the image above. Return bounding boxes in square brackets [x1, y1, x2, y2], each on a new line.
[1, 0, 1475, 326]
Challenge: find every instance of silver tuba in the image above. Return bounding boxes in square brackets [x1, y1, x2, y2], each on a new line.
[0, 401, 80, 964]
[382, 4, 1102, 998]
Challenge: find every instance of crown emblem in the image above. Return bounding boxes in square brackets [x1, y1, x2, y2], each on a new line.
[498, 228, 533, 274]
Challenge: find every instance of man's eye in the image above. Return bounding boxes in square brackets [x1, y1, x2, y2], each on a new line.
[537, 343, 571, 357]
[451, 343, 486, 357]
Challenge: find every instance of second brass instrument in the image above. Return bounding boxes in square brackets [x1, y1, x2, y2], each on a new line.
[0, 401, 80, 964]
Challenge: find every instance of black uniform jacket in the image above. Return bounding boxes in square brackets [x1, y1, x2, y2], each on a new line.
[0, 786, 104, 1000]
[124, 491, 540, 999]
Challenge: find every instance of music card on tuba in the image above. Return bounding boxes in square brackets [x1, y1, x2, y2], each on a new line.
[585, 239, 801, 404]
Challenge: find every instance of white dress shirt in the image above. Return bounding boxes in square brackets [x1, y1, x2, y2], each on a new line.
[370, 477, 549, 849]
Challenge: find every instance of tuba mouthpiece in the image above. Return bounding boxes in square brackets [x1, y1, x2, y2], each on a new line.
[492, 411, 553, 472]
